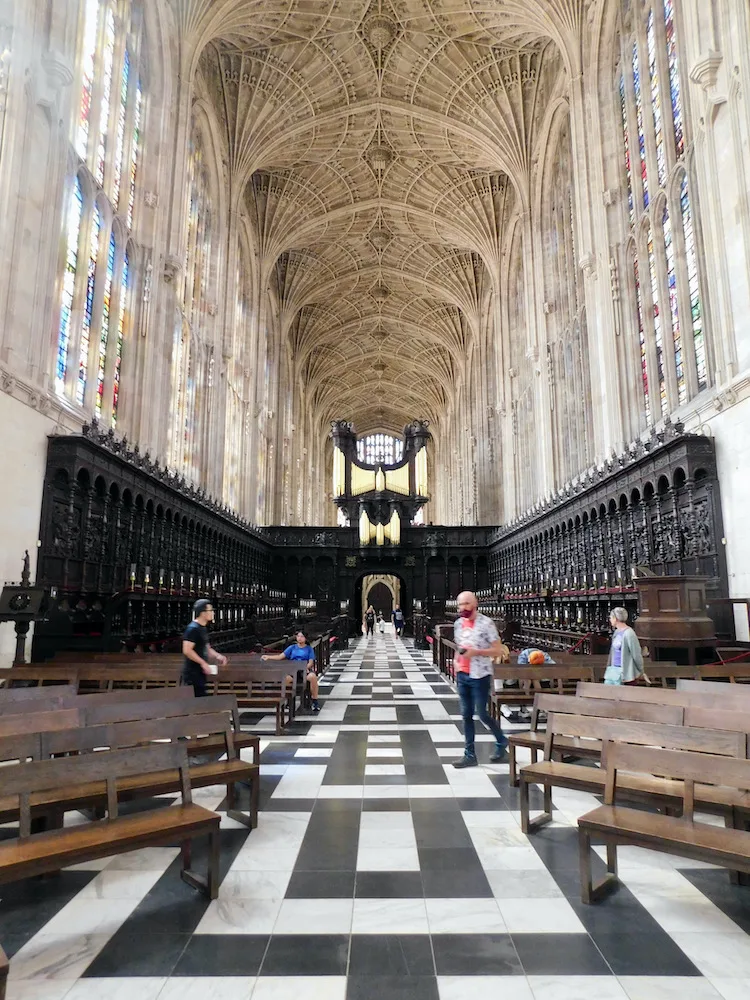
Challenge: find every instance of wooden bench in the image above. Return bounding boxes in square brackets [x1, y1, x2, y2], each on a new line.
[0, 710, 259, 830]
[577, 680, 750, 709]
[491, 664, 597, 718]
[0, 708, 80, 739]
[0, 684, 77, 708]
[0, 743, 220, 898]
[578, 743, 750, 902]
[507, 692, 684, 785]
[696, 663, 750, 684]
[520, 711, 750, 835]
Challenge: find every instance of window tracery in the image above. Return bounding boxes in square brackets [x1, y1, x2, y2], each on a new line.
[616, 0, 708, 425]
[356, 433, 404, 466]
[55, 0, 145, 428]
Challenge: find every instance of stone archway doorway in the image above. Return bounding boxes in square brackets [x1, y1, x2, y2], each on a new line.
[361, 573, 400, 621]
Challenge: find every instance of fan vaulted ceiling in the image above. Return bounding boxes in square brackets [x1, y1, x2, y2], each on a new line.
[179, 0, 583, 432]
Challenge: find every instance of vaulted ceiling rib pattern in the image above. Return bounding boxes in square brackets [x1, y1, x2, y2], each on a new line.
[181, 0, 577, 431]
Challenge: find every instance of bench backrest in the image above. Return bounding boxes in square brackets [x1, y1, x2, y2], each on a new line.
[4, 742, 191, 836]
[531, 693, 684, 728]
[2, 668, 78, 688]
[0, 732, 44, 764]
[545, 711, 746, 762]
[79, 686, 195, 705]
[81, 693, 241, 730]
[0, 684, 77, 706]
[698, 663, 750, 682]
[605, 741, 750, 819]
[578, 680, 750, 710]
[0, 707, 80, 739]
[40, 711, 235, 759]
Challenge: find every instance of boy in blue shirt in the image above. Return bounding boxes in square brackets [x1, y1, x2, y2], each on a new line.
[262, 630, 320, 712]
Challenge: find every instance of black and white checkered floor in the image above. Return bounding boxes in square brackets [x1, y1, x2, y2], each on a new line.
[3, 631, 750, 1000]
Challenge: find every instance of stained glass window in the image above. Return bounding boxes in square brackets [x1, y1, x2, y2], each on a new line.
[646, 227, 666, 415]
[112, 250, 128, 426]
[77, 205, 101, 405]
[76, 0, 99, 159]
[96, 8, 116, 185]
[647, 10, 667, 188]
[357, 434, 404, 466]
[619, 74, 634, 225]
[632, 42, 648, 208]
[663, 0, 684, 158]
[662, 204, 685, 403]
[633, 254, 650, 422]
[57, 177, 84, 394]
[680, 175, 707, 388]
[95, 230, 116, 415]
[113, 49, 130, 207]
[127, 80, 142, 228]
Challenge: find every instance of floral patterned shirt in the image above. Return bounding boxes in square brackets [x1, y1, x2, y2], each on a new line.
[453, 613, 499, 679]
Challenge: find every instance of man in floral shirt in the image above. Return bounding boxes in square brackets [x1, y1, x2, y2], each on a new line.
[452, 591, 510, 768]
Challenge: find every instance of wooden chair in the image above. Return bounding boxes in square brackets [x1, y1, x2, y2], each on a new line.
[578, 743, 750, 903]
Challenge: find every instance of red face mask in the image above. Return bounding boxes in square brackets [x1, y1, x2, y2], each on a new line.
[459, 609, 474, 619]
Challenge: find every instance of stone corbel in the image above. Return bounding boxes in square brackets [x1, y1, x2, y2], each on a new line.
[690, 51, 725, 123]
[163, 254, 183, 284]
[36, 49, 74, 119]
[579, 253, 596, 278]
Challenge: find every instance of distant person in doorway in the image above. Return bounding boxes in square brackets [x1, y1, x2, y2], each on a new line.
[378, 611, 385, 633]
[364, 605, 376, 637]
[262, 630, 320, 712]
[392, 605, 405, 636]
[181, 599, 227, 697]
[452, 591, 510, 767]
[604, 607, 646, 686]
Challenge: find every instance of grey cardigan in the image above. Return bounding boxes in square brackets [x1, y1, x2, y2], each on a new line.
[604, 626, 644, 684]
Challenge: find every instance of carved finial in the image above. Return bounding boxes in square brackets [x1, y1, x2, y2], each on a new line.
[21, 550, 30, 587]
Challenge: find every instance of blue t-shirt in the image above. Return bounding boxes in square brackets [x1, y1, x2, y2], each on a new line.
[611, 631, 624, 668]
[284, 644, 315, 663]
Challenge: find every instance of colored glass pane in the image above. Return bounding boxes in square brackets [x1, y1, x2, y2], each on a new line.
[664, 0, 684, 158]
[112, 250, 128, 427]
[633, 254, 650, 422]
[647, 10, 667, 188]
[96, 7, 116, 185]
[632, 42, 648, 208]
[76, 0, 99, 159]
[619, 74, 634, 225]
[662, 204, 685, 403]
[357, 434, 404, 466]
[647, 227, 667, 415]
[77, 205, 101, 405]
[57, 177, 84, 394]
[127, 81, 142, 228]
[113, 49, 130, 207]
[680, 175, 707, 389]
[95, 231, 116, 415]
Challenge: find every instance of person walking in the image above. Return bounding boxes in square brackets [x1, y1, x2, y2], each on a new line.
[392, 605, 405, 636]
[377, 611, 385, 633]
[262, 630, 320, 712]
[604, 607, 647, 685]
[181, 598, 227, 696]
[452, 591, 510, 767]
[364, 605, 376, 637]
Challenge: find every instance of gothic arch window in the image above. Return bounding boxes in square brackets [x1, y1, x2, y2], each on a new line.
[56, 0, 145, 426]
[356, 434, 404, 466]
[616, 0, 708, 424]
[167, 119, 217, 483]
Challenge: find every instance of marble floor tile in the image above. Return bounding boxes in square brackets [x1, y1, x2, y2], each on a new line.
[272, 899, 353, 935]
[38, 898, 141, 937]
[670, 933, 750, 978]
[9, 934, 113, 982]
[366, 747, 404, 758]
[426, 898, 506, 934]
[708, 981, 750, 1000]
[364, 764, 406, 776]
[195, 899, 283, 935]
[528, 976, 629, 1000]
[219, 870, 292, 900]
[351, 898, 429, 934]
[356, 847, 421, 871]
[437, 977, 534, 1000]
[497, 898, 586, 934]
[63, 979, 167, 1000]
[619, 977, 724, 1000]
[5, 983, 78, 1000]
[250, 977, 347, 1000]
[158, 978, 255, 1000]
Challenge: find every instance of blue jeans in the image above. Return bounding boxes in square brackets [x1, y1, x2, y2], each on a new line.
[457, 672, 507, 758]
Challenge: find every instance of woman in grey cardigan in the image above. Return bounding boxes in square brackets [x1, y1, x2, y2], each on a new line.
[603, 607, 646, 685]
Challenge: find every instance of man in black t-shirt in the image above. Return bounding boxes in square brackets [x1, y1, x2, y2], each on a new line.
[181, 599, 227, 696]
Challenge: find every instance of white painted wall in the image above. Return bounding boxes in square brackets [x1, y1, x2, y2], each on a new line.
[0, 392, 56, 667]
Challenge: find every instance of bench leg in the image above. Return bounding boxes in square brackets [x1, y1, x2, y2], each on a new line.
[226, 780, 256, 829]
[520, 777, 553, 834]
[579, 827, 619, 904]
[509, 743, 518, 787]
[180, 827, 221, 899]
[726, 808, 750, 885]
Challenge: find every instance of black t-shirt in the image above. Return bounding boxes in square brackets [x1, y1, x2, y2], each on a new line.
[182, 620, 208, 680]
[365, 611, 375, 625]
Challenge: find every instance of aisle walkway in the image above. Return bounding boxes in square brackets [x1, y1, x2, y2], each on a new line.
[4, 633, 750, 1000]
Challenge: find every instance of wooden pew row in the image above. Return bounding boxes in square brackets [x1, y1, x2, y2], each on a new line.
[0, 693, 260, 765]
[0, 744, 220, 908]
[0, 684, 77, 707]
[576, 680, 750, 709]
[1, 664, 293, 735]
[0, 709, 259, 830]
[507, 692, 685, 785]
[578, 744, 750, 903]
[519, 710, 750, 835]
